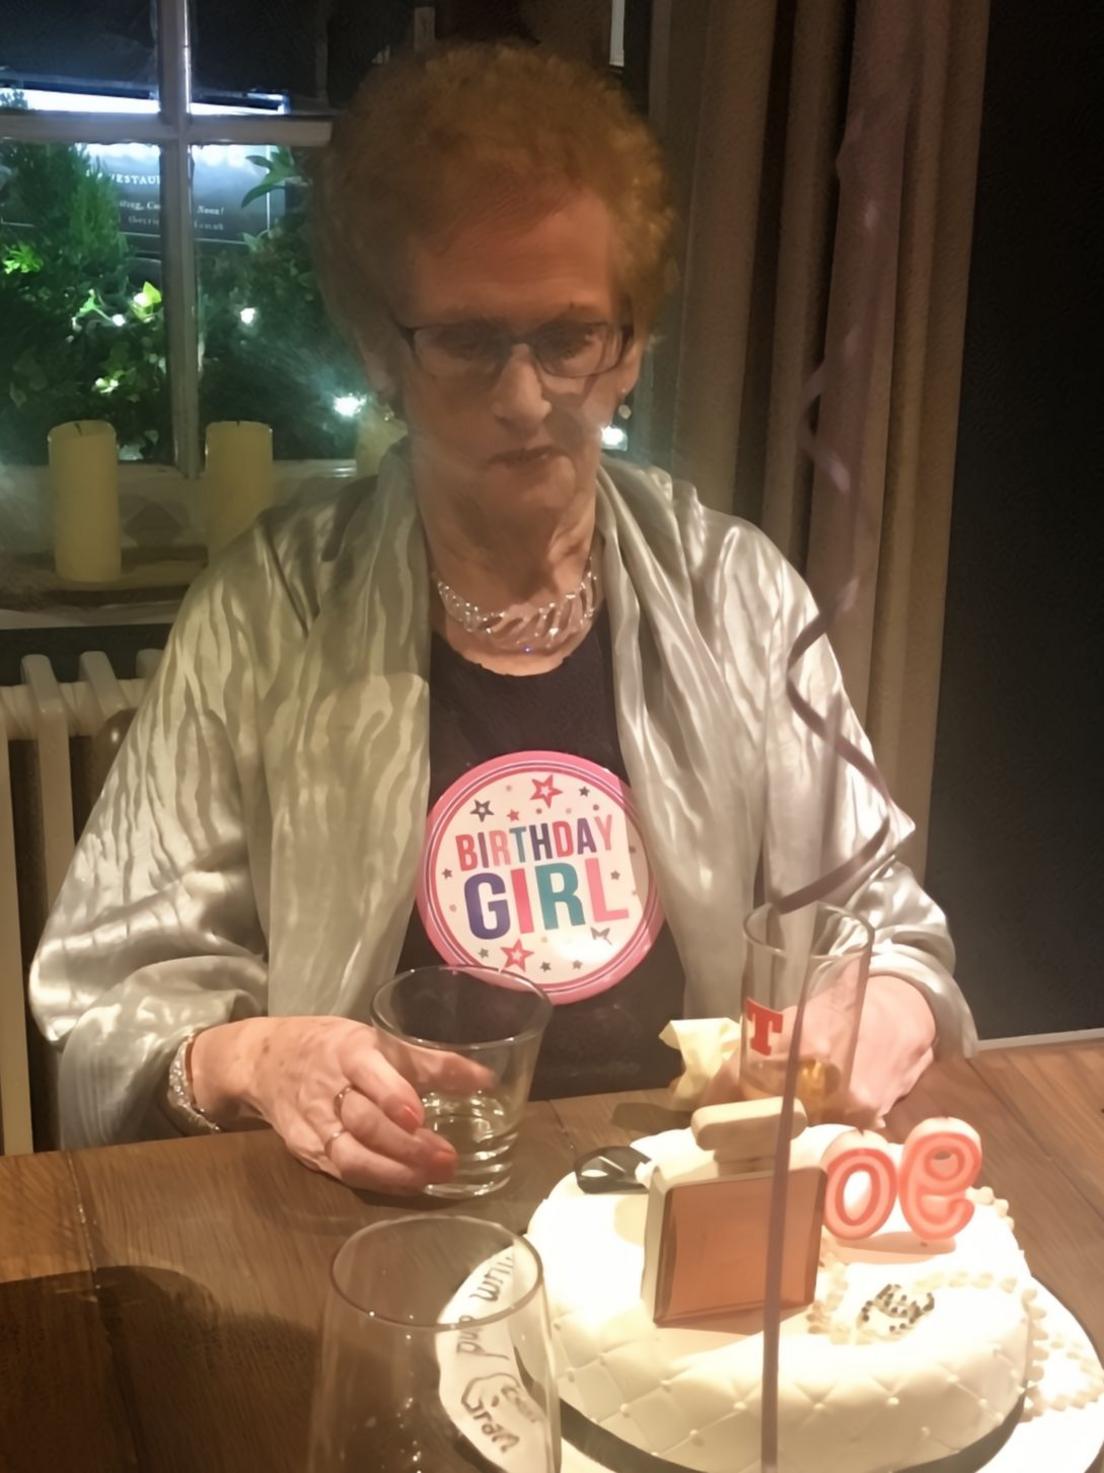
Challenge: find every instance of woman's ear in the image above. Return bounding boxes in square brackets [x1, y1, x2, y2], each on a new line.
[618, 324, 647, 398]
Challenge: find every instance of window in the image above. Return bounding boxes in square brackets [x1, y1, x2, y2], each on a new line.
[0, 1, 364, 483]
[192, 143, 367, 462]
[0, 134, 171, 467]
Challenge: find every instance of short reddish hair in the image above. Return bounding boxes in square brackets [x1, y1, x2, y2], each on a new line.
[312, 43, 678, 347]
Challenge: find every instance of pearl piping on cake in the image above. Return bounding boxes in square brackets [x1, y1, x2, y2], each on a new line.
[806, 1247, 1104, 1419]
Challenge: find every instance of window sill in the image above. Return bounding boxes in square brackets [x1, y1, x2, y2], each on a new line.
[0, 459, 357, 626]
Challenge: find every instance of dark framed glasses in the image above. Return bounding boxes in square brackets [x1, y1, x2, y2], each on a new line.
[390, 314, 634, 384]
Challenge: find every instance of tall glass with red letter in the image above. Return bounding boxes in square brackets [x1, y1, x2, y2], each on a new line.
[738, 904, 872, 1124]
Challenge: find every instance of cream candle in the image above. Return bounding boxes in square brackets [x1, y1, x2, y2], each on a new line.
[204, 420, 275, 558]
[48, 419, 121, 583]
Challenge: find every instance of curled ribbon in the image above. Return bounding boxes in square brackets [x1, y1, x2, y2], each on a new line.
[759, 6, 922, 1470]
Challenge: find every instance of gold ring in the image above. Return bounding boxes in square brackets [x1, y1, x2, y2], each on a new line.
[323, 1126, 346, 1158]
[333, 1083, 354, 1118]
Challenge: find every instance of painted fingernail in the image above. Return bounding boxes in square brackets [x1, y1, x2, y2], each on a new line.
[427, 1153, 457, 1180]
[392, 1104, 421, 1133]
[419, 1130, 456, 1159]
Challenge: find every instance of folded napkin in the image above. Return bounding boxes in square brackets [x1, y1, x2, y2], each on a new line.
[660, 1017, 742, 1109]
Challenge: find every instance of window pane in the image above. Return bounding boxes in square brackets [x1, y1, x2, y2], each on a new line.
[0, 138, 171, 465]
[190, 0, 417, 112]
[194, 144, 369, 460]
[0, 2, 156, 110]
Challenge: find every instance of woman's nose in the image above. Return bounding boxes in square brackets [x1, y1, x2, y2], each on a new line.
[489, 345, 552, 428]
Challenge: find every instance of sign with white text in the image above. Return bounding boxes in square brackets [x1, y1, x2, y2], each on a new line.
[417, 751, 663, 1003]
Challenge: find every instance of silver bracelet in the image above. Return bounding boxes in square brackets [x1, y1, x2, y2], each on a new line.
[165, 1031, 223, 1134]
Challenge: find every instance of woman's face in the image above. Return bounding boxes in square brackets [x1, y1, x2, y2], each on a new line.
[377, 189, 643, 531]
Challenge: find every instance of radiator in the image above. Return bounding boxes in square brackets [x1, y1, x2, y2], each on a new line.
[0, 649, 159, 1155]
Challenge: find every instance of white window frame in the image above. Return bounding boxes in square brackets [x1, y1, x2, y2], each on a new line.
[0, 3, 438, 563]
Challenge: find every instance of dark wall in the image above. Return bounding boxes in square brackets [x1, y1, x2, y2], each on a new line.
[0, 626, 168, 685]
[925, 1, 1103, 1037]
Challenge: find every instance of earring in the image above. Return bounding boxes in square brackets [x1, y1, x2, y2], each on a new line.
[374, 391, 402, 423]
[617, 399, 633, 421]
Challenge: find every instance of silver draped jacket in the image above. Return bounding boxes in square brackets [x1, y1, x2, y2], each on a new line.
[30, 451, 977, 1147]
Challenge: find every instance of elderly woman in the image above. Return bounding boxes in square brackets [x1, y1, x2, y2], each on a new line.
[30, 44, 974, 1194]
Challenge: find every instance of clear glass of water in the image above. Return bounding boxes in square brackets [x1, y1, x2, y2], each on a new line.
[308, 1215, 560, 1471]
[369, 966, 552, 1198]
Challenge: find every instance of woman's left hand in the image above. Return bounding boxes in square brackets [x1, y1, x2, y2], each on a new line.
[701, 974, 936, 1126]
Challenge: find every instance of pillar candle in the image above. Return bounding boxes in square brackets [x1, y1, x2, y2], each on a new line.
[355, 404, 405, 478]
[48, 419, 121, 583]
[205, 420, 275, 558]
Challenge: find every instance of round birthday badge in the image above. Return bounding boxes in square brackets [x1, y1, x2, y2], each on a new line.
[416, 752, 664, 1004]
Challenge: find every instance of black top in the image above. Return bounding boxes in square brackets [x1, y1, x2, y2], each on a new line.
[396, 609, 684, 1098]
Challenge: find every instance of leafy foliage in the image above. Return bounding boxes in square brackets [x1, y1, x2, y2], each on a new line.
[0, 116, 365, 466]
[197, 152, 367, 460]
[0, 131, 172, 463]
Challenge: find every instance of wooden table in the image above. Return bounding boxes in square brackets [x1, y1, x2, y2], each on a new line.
[1, 1042, 1101, 1472]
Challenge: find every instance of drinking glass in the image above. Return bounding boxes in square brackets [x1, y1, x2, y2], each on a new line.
[739, 903, 873, 1124]
[370, 966, 552, 1198]
[308, 1216, 560, 1472]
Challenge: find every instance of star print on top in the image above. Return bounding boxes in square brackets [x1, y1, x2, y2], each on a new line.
[417, 751, 663, 1003]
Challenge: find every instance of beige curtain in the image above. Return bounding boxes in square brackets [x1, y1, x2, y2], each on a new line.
[641, 0, 989, 876]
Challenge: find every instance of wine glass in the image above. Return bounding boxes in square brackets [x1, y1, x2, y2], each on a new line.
[308, 1215, 560, 1471]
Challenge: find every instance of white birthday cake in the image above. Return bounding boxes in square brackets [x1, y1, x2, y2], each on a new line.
[527, 1125, 1104, 1473]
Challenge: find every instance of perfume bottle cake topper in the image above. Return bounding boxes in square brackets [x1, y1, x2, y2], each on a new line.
[641, 1097, 826, 1328]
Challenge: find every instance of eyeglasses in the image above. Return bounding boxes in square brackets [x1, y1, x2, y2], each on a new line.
[390, 314, 634, 385]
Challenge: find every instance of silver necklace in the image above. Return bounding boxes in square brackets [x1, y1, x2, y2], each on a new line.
[432, 557, 599, 655]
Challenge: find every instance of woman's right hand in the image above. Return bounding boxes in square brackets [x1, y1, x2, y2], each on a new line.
[189, 1015, 490, 1195]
